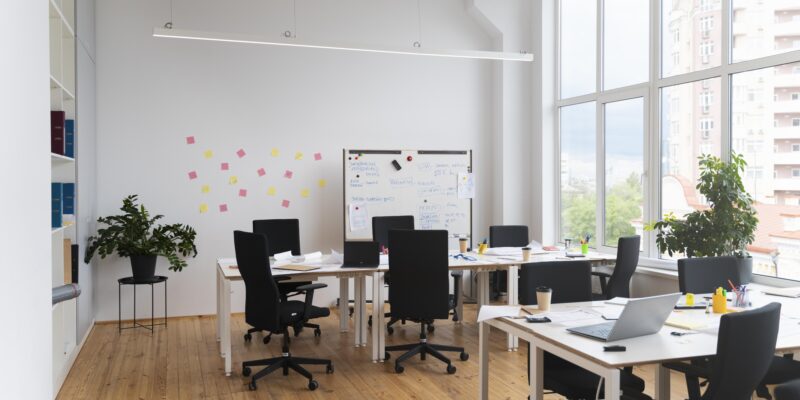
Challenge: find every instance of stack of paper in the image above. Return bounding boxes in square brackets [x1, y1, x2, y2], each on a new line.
[477, 305, 521, 322]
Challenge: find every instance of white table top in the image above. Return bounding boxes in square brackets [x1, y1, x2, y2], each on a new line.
[488, 286, 800, 368]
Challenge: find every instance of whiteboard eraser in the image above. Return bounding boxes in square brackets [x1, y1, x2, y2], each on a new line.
[392, 160, 402, 171]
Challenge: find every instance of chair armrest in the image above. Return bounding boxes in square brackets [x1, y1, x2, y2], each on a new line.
[662, 361, 711, 378]
[591, 271, 612, 278]
[296, 283, 327, 292]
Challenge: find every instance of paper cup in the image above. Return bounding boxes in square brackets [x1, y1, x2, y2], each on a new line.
[536, 287, 552, 311]
[459, 238, 468, 253]
[521, 247, 531, 262]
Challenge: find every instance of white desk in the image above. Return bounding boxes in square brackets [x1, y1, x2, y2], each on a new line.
[478, 288, 800, 400]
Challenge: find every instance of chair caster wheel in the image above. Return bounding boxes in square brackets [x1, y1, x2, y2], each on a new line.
[314, 328, 321, 337]
[447, 364, 456, 374]
[308, 380, 319, 390]
[460, 352, 469, 361]
[242, 367, 251, 377]
[244, 333, 252, 342]
[395, 364, 405, 374]
[263, 336, 270, 344]
[248, 381, 257, 391]
[384, 352, 391, 360]
[387, 326, 394, 335]
[326, 364, 334, 374]
[427, 325, 435, 333]
[368, 316, 373, 326]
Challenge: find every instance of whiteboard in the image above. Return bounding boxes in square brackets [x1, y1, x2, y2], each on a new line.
[343, 149, 473, 246]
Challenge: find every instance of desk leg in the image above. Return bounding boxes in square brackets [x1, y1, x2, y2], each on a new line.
[478, 321, 490, 400]
[455, 273, 464, 324]
[530, 343, 544, 400]
[222, 277, 232, 376]
[372, 271, 385, 362]
[477, 270, 489, 317]
[360, 276, 368, 346]
[604, 368, 620, 400]
[339, 277, 349, 333]
[655, 363, 671, 400]
[507, 266, 519, 351]
[353, 275, 362, 347]
[216, 269, 221, 341]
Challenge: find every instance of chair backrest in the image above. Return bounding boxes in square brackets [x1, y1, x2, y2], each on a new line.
[678, 256, 740, 294]
[372, 216, 414, 250]
[387, 229, 449, 320]
[233, 230, 281, 332]
[489, 225, 529, 247]
[252, 219, 300, 256]
[705, 302, 781, 400]
[605, 236, 641, 299]
[518, 261, 593, 305]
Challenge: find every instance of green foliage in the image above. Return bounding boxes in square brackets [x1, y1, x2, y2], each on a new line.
[646, 152, 758, 258]
[84, 195, 198, 272]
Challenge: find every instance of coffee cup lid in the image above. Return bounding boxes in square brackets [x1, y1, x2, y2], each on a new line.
[459, 237, 468, 241]
[536, 286, 551, 292]
[521, 247, 531, 250]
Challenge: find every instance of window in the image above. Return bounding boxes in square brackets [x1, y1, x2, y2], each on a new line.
[700, 91, 714, 113]
[700, 41, 714, 57]
[793, 93, 800, 101]
[604, 0, 649, 90]
[700, 0, 712, 12]
[733, 0, 800, 62]
[560, 0, 596, 99]
[560, 102, 597, 245]
[794, 169, 800, 178]
[700, 16, 714, 35]
[699, 119, 714, 139]
[794, 118, 800, 127]
[662, 0, 720, 77]
[793, 144, 800, 152]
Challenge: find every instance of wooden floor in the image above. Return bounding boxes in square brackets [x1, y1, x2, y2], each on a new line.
[58, 305, 692, 399]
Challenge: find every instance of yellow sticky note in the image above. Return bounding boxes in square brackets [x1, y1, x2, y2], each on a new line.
[271, 148, 280, 157]
[267, 186, 277, 196]
[229, 176, 238, 185]
[295, 152, 303, 160]
[199, 203, 208, 213]
[300, 188, 310, 198]
[318, 179, 327, 188]
[203, 150, 213, 159]
[201, 184, 210, 194]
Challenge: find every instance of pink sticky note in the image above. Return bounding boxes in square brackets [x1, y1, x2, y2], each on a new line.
[239, 189, 247, 197]
[257, 168, 266, 177]
[236, 148, 246, 158]
[221, 162, 229, 171]
[314, 152, 322, 161]
[281, 199, 290, 208]
[188, 171, 198, 180]
[186, 136, 195, 145]
[219, 204, 228, 212]
[284, 170, 293, 179]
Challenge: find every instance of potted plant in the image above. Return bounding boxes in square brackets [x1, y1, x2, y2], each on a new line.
[85, 195, 198, 280]
[648, 152, 758, 283]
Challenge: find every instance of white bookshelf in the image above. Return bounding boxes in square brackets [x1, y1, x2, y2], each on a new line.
[50, 0, 78, 397]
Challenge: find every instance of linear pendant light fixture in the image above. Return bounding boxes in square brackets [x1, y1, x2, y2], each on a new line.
[152, 28, 534, 62]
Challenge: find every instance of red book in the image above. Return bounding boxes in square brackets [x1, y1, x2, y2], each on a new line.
[51, 111, 65, 155]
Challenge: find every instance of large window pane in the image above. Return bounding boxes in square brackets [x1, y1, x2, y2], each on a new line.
[604, 98, 644, 247]
[604, 0, 649, 89]
[661, 0, 722, 78]
[732, 62, 800, 280]
[732, 1, 800, 63]
[660, 78, 722, 252]
[561, 102, 597, 245]
[560, 0, 597, 98]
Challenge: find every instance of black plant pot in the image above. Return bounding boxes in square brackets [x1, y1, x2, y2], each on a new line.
[130, 255, 157, 281]
[736, 256, 753, 284]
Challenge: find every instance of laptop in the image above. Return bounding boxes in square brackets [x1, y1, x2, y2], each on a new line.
[341, 241, 380, 268]
[567, 292, 681, 342]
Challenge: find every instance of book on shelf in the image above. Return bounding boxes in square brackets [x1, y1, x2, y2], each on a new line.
[62, 183, 74, 215]
[51, 111, 65, 155]
[51, 183, 62, 228]
[65, 119, 74, 158]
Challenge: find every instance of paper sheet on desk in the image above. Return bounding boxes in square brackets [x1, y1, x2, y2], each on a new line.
[323, 250, 343, 264]
[302, 251, 322, 262]
[275, 251, 293, 261]
[477, 305, 522, 322]
[541, 309, 600, 324]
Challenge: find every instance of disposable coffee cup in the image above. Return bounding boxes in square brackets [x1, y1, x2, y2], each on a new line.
[521, 247, 531, 262]
[459, 238, 468, 253]
[536, 287, 552, 311]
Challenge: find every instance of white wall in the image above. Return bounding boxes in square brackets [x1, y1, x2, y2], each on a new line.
[0, 1, 53, 398]
[94, 0, 534, 320]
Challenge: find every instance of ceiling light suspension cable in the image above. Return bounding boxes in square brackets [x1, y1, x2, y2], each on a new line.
[414, 0, 422, 48]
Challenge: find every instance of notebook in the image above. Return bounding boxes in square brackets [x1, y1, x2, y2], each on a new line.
[273, 264, 321, 272]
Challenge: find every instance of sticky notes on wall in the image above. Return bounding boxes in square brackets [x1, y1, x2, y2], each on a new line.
[318, 179, 327, 188]
[236, 148, 246, 158]
[199, 203, 208, 213]
[283, 170, 293, 179]
[271, 148, 280, 157]
[229, 176, 238, 185]
[239, 189, 247, 197]
[204, 150, 213, 159]
[267, 186, 277, 196]
[295, 152, 303, 160]
[201, 184, 210, 194]
[221, 162, 229, 171]
[219, 204, 228, 212]
[282, 200, 290, 208]
[257, 168, 266, 177]
[188, 171, 198, 180]
[186, 136, 195, 145]
[300, 188, 310, 198]
[314, 152, 322, 161]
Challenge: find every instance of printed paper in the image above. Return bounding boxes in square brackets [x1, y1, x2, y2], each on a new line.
[457, 172, 475, 199]
[348, 203, 368, 232]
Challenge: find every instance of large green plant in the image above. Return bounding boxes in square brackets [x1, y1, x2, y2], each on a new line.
[647, 152, 758, 258]
[85, 195, 198, 271]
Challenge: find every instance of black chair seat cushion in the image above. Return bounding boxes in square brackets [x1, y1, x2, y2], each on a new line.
[776, 378, 800, 400]
[763, 356, 800, 385]
[544, 354, 646, 399]
[281, 301, 330, 326]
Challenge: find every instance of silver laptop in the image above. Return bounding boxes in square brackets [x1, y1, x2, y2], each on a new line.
[567, 293, 681, 342]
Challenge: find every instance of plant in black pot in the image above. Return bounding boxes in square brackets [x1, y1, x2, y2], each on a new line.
[647, 152, 759, 283]
[85, 195, 198, 280]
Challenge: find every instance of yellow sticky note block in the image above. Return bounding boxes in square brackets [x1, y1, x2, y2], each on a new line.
[300, 188, 310, 198]
[295, 152, 303, 160]
[318, 179, 327, 188]
[199, 203, 209, 213]
[201, 184, 210, 194]
[267, 186, 277, 196]
[229, 176, 238, 185]
[271, 148, 280, 157]
[203, 150, 213, 159]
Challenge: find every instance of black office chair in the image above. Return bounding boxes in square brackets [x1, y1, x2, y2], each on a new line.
[384, 229, 468, 374]
[489, 225, 529, 300]
[663, 302, 782, 400]
[775, 379, 800, 400]
[233, 230, 333, 391]
[757, 355, 800, 400]
[593, 235, 640, 300]
[248, 219, 322, 344]
[678, 256, 741, 294]
[519, 261, 652, 400]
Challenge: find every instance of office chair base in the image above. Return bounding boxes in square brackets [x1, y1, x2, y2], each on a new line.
[242, 354, 332, 391]
[385, 341, 467, 374]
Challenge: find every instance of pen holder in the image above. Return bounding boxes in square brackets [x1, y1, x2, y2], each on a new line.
[580, 243, 589, 255]
[712, 292, 727, 314]
[733, 290, 750, 308]
[478, 243, 488, 255]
